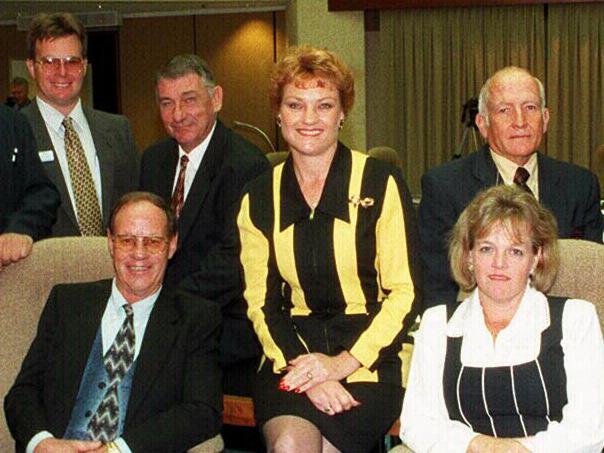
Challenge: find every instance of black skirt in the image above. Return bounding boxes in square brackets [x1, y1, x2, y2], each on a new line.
[254, 359, 403, 452]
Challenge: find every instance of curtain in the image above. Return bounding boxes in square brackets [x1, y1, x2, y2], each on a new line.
[546, 3, 604, 169]
[373, 6, 547, 195]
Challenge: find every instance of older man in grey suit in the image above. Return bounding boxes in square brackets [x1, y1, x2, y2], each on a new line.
[22, 12, 139, 237]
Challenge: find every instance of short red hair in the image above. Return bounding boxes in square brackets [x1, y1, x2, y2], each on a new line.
[269, 45, 355, 116]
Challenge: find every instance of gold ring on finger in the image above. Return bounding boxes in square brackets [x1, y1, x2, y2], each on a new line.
[306, 371, 313, 380]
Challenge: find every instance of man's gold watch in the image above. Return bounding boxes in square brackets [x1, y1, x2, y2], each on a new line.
[105, 441, 122, 453]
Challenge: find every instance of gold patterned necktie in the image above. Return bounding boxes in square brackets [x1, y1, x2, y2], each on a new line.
[171, 154, 189, 218]
[63, 117, 103, 236]
[513, 166, 534, 196]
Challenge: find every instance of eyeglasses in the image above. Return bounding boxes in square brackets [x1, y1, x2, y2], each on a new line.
[35, 56, 84, 74]
[112, 235, 169, 254]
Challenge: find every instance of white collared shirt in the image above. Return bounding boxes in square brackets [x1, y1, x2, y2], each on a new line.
[171, 121, 217, 201]
[101, 279, 160, 359]
[400, 286, 604, 453]
[36, 97, 103, 219]
[490, 149, 539, 199]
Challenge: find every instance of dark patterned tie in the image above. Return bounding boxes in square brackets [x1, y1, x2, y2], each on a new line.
[171, 154, 189, 218]
[513, 167, 533, 196]
[62, 117, 103, 236]
[88, 304, 135, 442]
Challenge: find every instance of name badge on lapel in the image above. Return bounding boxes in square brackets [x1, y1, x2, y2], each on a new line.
[39, 150, 55, 162]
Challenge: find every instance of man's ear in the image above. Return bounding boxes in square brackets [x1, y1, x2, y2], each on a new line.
[475, 113, 489, 140]
[542, 107, 550, 134]
[211, 85, 223, 114]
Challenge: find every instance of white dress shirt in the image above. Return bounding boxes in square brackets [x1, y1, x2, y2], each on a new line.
[400, 286, 604, 453]
[171, 121, 216, 202]
[36, 97, 103, 220]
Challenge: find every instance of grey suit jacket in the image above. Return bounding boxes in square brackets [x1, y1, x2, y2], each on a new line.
[22, 100, 140, 236]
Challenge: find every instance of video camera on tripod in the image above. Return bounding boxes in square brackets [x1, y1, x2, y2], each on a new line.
[453, 97, 481, 159]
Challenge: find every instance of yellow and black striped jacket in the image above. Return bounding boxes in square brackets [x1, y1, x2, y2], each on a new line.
[238, 145, 415, 385]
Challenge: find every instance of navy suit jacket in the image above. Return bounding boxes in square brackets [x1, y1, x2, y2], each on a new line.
[140, 120, 270, 364]
[22, 100, 139, 237]
[4, 280, 222, 453]
[419, 145, 603, 309]
[0, 104, 59, 239]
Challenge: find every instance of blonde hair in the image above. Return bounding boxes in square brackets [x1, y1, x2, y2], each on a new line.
[449, 185, 559, 292]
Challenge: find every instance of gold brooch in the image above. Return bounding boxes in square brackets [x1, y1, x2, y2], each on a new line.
[349, 195, 374, 208]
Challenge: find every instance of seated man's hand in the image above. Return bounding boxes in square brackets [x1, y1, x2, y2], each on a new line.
[305, 380, 361, 416]
[0, 233, 33, 269]
[34, 438, 102, 453]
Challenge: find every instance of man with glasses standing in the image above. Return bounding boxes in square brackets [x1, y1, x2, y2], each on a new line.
[5, 191, 222, 453]
[22, 12, 139, 237]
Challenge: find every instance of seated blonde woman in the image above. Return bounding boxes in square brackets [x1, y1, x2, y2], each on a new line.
[401, 185, 604, 453]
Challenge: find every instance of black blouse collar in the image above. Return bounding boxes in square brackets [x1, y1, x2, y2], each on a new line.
[280, 142, 352, 231]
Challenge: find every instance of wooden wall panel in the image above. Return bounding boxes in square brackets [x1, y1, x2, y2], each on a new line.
[119, 16, 195, 151]
[195, 12, 285, 153]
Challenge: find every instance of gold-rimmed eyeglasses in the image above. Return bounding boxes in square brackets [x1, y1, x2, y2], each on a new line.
[35, 56, 85, 74]
[112, 235, 169, 254]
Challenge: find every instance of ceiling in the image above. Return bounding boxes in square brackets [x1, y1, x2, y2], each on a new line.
[0, 0, 289, 24]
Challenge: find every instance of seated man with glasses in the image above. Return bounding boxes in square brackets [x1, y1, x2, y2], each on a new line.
[5, 191, 222, 453]
[22, 12, 139, 238]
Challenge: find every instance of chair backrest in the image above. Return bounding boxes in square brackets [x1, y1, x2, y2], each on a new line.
[0, 237, 113, 451]
[547, 239, 604, 332]
[368, 146, 402, 168]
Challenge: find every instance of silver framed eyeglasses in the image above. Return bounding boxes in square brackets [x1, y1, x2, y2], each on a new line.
[112, 235, 169, 254]
[35, 56, 84, 74]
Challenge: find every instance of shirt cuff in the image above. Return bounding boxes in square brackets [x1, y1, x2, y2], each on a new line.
[114, 437, 132, 453]
[26, 431, 54, 453]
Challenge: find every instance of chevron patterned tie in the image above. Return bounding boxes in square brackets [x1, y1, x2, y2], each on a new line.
[62, 117, 104, 236]
[88, 304, 135, 442]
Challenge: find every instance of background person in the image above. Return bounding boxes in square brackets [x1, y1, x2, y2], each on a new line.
[401, 185, 604, 453]
[238, 45, 418, 453]
[6, 77, 32, 111]
[419, 66, 603, 310]
[23, 12, 139, 237]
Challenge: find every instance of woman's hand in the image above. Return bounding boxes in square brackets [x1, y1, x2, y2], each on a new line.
[467, 435, 531, 453]
[305, 380, 361, 416]
[279, 351, 361, 393]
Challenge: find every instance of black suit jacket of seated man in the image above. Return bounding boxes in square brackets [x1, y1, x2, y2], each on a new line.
[419, 144, 603, 310]
[4, 280, 222, 453]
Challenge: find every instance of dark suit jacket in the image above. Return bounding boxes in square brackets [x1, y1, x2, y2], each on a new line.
[140, 120, 270, 365]
[419, 145, 603, 309]
[4, 280, 222, 453]
[0, 104, 59, 239]
[21, 100, 140, 237]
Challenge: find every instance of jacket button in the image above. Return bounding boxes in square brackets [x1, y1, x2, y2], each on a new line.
[85, 410, 92, 417]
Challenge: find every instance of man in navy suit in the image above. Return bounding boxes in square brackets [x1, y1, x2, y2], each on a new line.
[419, 66, 603, 309]
[140, 55, 270, 393]
[5, 192, 221, 453]
[0, 104, 59, 270]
